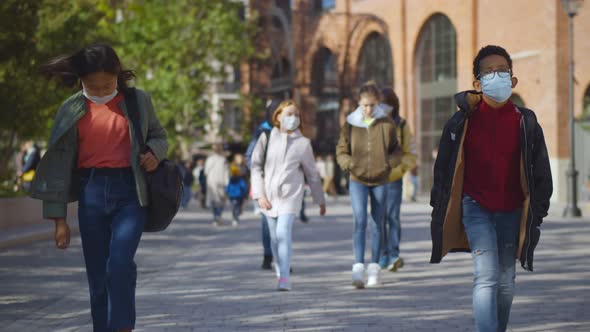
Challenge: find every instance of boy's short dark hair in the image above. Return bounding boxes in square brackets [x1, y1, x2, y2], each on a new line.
[473, 45, 512, 78]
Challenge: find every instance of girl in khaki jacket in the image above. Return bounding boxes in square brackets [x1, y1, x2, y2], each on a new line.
[251, 100, 326, 291]
[336, 82, 400, 289]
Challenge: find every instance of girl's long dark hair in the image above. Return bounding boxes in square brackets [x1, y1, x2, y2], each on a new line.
[381, 87, 400, 119]
[40, 43, 135, 91]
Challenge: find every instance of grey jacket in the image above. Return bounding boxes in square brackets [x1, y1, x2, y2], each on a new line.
[30, 89, 168, 219]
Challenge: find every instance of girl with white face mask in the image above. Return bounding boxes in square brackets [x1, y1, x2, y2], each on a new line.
[250, 100, 327, 291]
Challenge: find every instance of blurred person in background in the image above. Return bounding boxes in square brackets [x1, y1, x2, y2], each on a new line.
[205, 143, 229, 226]
[372, 87, 417, 273]
[180, 160, 194, 209]
[226, 165, 248, 226]
[245, 99, 280, 270]
[18, 140, 41, 192]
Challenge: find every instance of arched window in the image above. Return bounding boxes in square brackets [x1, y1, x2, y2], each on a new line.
[415, 14, 457, 192]
[356, 32, 393, 87]
[312, 47, 340, 152]
[510, 94, 526, 108]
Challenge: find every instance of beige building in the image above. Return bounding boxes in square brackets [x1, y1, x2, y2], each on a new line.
[246, 0, 590, 206]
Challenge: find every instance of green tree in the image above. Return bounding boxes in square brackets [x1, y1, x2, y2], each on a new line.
[105, 0, 257, 151]
[1, 0, 258, 184]
[0, 0, 108, 180]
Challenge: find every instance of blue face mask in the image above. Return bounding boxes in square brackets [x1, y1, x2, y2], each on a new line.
[480, 72, 513, 103]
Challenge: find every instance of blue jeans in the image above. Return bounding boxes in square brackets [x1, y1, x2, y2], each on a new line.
[230, 198, 243, 221]
[409, 175, 418, 200]
[261, 213, 272, 256]
[462, 195, 521, 332]
[266, 214, 296, 278]
[212, 206, 223, 220]
[181, 185, 192, 208]
[349, 180, 387, 264]
[78, 168, 146, 331]
[372, 180, 402, 259]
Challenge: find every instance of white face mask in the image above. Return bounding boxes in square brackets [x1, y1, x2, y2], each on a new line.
[82, 84, 118, 104]
[281, 115, 300, 131]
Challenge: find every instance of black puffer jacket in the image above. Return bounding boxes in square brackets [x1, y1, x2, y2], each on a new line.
[430, 91, 553, 271]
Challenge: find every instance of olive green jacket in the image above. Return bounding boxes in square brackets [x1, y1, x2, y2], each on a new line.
[30, 89, 168, 219]
[388, 118, 418, 182]
[336, 108, 401, 186]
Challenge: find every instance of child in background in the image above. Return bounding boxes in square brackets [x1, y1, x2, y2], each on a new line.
[227, 165, 248, 226]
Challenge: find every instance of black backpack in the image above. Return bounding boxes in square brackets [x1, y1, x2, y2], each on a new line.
[125, 88, 183, 232]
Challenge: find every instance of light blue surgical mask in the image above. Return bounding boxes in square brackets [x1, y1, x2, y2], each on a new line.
[479, 71, 513, 103]
[281, 115, 300, 131]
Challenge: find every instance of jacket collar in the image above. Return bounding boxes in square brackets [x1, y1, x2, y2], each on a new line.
[346, 103, 391, 128]
[271, 126, 303, 138]
[49, 91, 88, 145]
[454, 90, 483, 116]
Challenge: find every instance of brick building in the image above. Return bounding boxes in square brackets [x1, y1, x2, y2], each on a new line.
[244, 0, 590, 205]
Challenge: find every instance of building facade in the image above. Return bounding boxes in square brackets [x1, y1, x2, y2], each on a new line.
[245, 0, 590, 205]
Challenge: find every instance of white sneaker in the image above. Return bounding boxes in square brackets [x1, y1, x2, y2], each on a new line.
[232, 219, 239, 227]
[352, 263, 365, 289]
[366, 263, 381, 287]
[212, 219, 222, 227]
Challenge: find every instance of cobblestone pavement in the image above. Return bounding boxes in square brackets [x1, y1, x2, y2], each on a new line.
[0, 198, 588, 331]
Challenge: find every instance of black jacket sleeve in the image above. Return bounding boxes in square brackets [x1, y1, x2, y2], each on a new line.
[531, 122, 553, 224]
[430, 120, 453, 210]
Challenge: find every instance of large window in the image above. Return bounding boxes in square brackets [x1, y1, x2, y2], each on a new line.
[312, 47, 340, 153]
[416, 14, 457, 192]
[356, 32, 393, 87]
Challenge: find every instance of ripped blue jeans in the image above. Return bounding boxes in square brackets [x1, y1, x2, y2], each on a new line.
[462, 195, 521, 332]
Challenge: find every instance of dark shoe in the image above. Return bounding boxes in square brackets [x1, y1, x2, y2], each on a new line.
[299, 215, 309, 223]
[387, 256, 404, 272]
[261, 255, 272, 270]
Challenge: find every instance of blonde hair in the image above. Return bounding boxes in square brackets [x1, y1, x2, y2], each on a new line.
[272, 99, 303, 130]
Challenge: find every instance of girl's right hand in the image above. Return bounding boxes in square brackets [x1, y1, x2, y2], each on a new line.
[51, 218, 70, 250]
[258, 197, 272, 210]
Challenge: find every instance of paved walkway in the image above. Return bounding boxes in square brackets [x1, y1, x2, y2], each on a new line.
[0, 198, 589, 331]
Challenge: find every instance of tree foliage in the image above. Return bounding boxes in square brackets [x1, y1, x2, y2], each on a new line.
[104, 0, 256, 150]
[0, 0, 257, 181]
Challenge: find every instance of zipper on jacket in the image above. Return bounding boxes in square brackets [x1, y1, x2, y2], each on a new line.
[367, 126, 371, 179]
[521, 116, 534, 268]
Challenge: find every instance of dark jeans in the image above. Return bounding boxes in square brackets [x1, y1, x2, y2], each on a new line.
[261, 213, 272, 256]
[78, 168, 146, 331]
[230, 198, 244, 221]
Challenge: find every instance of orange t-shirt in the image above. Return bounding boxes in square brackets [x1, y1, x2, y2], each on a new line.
[77, 94, 132, 168]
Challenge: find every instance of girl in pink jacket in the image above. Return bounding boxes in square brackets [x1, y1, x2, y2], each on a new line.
[250, 100, 326, 291]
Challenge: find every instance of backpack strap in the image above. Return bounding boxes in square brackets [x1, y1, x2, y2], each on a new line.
[261, 130, 270, 168]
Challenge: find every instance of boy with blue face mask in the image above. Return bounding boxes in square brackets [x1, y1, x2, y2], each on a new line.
[429, 45, 553, 332]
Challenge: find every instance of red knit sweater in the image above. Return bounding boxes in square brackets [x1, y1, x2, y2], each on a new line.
[463, 99, 524, 212]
